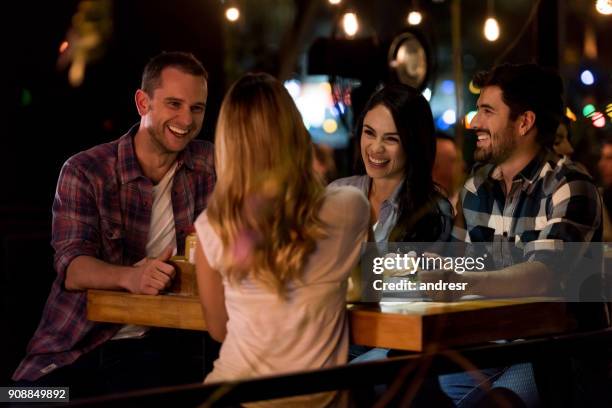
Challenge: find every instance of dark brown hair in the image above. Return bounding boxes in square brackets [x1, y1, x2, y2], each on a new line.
[141, 51, 208, 96]
[355, 84, 450, 242]
[473, 63, 564, 148]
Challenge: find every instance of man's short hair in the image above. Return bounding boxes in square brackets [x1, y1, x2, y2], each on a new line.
[473, 63, 564, 149]
[141, 51, 208, 96]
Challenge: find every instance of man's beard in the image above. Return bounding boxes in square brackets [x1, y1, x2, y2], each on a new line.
[474, 139, 492, 162]
[473, 128, 516, 164]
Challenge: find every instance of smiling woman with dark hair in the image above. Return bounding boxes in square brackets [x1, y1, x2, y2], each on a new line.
[330, 83, 452, 244]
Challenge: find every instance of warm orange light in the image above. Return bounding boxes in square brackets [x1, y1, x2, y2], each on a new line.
[464, 111, 477, 129]
[59, 41, 69, 53]
[225, 7, 240, 22]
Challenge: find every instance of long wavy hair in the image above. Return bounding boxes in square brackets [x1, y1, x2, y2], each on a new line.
[354, 83, 449, 242]
[206, 73, 327, 296]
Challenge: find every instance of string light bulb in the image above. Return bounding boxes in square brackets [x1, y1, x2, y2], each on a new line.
[225, 7, 240, 22]
[484, 17, 500, 41]
[595, 0, 612, 15]
[407, 11, 423, 25]
[342, 12, 359, 37]
[483, 0, 500, 42]
[592, 112, 606, 128]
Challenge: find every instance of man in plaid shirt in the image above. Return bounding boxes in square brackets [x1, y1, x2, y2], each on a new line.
[13, 52, 216, 396]
[423, 63, 601, 299]
[422, 64, 603, 407]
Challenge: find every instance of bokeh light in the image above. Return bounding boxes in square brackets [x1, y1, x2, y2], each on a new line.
[436, 116, 451, 131]
[225, 7, 240, 22]
[595, 0, 612, 15]
[442, 109, 457, 125]
[342, 12, 359, 37]
[580, 70, 595, 85]
[407, 11, 423, 26]
[323, 119, 338, 134]
[59, 41, 69, 53]
[484, 18, 500, 42]
[582, 104, 596, 118]
[284, 80, 301, 99]
[441, 80, 455, 95]
[468, 80, 480, 94]
[592, 112, 606, 128]
[465, 111, 477, 128]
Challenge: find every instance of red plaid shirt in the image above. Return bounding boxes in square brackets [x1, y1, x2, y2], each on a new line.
[13, 125, 215, 381]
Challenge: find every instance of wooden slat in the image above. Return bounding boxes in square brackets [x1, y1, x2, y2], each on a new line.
[87, 290, 206, 331]
[348, 307, 423, 350]
[88, 291, 575, 351]
[349, 299, 575, 351]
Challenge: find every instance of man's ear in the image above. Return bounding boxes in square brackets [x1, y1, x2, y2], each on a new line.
[518, 111, 536, 137]
[135, 89, 150, 116]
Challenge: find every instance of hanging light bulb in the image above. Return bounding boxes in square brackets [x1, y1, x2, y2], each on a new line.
[342, 12, 359, 37]
[484, 17, 500, 41]
[595, 0, 612, 15]
[407, 11, 423, 25]
[328, 0, 342, 5]
[225, 7, 240, 22]
[483, 0, 500, 42]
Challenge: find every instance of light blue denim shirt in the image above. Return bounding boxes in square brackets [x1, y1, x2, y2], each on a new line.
[329, 175, 452, 243]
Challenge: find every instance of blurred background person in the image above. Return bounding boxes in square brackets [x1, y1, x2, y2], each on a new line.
[598, 137, 612, 241]
[598, 137, 612, 214]
[553, 120, 575, 157]
[312, 142, 337, 184]
[432, 132, 464, 210]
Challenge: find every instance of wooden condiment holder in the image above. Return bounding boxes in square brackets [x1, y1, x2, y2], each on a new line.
[167, 256, 198, 296]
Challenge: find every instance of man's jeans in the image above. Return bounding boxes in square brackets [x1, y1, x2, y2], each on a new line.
[351, 347, 539, 407]
[13, 329, 210, 400]
[439, 363, 539, 407]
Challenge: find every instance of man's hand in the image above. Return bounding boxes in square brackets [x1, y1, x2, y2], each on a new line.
[127, 246, 176, 295]
[417, 269, 466, 302]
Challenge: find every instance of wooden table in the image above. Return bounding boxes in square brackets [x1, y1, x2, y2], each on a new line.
[87, 290, 575, 352]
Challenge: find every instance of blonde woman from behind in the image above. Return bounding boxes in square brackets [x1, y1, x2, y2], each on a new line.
[194, 73, 369, 407]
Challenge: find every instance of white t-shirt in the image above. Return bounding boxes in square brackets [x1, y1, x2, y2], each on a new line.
[146, 162, 178, 257]
[112, 162, 177, 340]
[195, 186, 369, 386]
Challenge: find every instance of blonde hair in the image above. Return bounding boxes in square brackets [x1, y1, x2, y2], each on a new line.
[207, 73, 327, 296]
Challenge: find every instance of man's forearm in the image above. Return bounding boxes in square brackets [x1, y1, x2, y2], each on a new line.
[460, 261, 554, 297]
[65, 255, 133, 291]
